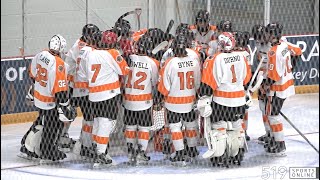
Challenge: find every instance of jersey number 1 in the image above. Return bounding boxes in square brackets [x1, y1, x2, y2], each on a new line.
[230, 65, 237, 83]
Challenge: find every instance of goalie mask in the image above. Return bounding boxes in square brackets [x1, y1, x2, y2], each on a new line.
[48, 34, 67, 54]
[218, 32, 236, 52]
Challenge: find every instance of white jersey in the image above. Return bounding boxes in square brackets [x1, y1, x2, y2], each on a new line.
[267, 42, 295, 99]
[158, 56, 201, 113]
[87, 48, 129, 102]
[256, 42, 271, 79]
[65, 39, 86, 88]
[201, 51, 252, 107]
[161, 48, 200, 68]
[123, 54, 160, 111]
[73, 46, 95, 97]
[235, 50, 251, 65]
[29, 50, 69, 110]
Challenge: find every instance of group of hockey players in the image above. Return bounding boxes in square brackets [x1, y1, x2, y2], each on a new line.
[19, 9, 302, 168]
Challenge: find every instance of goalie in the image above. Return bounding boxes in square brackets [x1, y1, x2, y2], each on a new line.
[197, 32, 251, 166]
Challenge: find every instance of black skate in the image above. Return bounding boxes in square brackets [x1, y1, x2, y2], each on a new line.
[80, 145, 97, 161]
[93, 153, 113, 168]
[58, 133, 76, 152]
[170, 150, 187, 166]
[266, 140, 286, 157]
[136, 150, 150, 165]
[232, 148, 245, 165]
[185, 146, 199, 163]
[162, 139, 172, 160]
[127, 143, 136, 163]
[17, 145, 39, 160]
[245, 131, 250, 141]
[40, 148, 66, 163]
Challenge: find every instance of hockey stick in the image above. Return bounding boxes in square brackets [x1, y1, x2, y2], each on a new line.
[165, 20, 174, 34]
[135, 8, 142, 30]
[247, 55, 264, 93]
[152, 41, 169, 54]
[247, 44, 257, 66]
[280, 111, 319, 154]
[116, 8, 142, 23]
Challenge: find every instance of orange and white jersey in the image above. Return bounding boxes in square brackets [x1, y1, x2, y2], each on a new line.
[256, 42, 272, 79]
[189, 25, 217, 49]
[280, 37, 302, 56]
[65, 39, 86, 87]
[29, 50, 68, 110]
[123, 54, 160, 111]
[267, 42, 295, 99]
[160, 48, 200, 68]
[87, 48, 129, 102]
[202, 52, 252, 107]
[158, 56, 201, 113]
[73, 46, 95, 97]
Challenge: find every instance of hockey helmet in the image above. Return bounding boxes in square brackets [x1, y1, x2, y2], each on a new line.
[218, 32, 236, 52]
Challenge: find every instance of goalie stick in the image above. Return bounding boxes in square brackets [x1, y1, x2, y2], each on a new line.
[135, 8, 142, 30]
[280, 111, 319, 154]
[165, 19, 174, 34]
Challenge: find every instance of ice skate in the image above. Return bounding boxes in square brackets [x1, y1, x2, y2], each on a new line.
[17, 145, 39, 160]
[170, 150, 187, 166]
[58, 133, 76, 152]
[92, 153, 113, 168]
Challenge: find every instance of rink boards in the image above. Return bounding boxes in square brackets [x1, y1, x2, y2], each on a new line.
[1, 34, 319, 125]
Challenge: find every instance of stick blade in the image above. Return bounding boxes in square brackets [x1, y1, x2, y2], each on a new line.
[152, 41, 169, 54]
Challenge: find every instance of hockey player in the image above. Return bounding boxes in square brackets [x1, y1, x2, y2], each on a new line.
[189, 10, 218, 57]
[20, 34, 77, 161]
[262, 22, 299, 155]
[123, 36, 160, 164]
[64, 24, 100, 153]
[158, 34, 201, 165]
[111, 19, 134, 59]
[87, 31, 129, 167]
[233, 31, 252, 141]
[197, 32, 251, 166]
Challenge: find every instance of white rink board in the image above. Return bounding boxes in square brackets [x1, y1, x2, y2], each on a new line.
[1, 93, 319, 180]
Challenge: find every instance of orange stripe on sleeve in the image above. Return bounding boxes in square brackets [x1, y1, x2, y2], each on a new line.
[52, 57, 68, 94]
[151, 58, 160, 69]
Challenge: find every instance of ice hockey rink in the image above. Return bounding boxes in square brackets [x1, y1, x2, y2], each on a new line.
[1, 93, 319, 180]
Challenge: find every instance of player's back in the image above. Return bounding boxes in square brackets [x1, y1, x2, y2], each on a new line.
[73, 46, 95, 97]
[267, 42, 295, 98]
[31, 50, 68, 110]
[209, 51, 251, 107]
[159, 56, 201, 113]
[87, 48, 129, 102]
[123, 54, 159, 111]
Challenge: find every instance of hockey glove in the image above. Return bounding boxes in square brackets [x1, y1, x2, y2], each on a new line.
[57, 100, 77, 122]
[26, 84, 34, 102]
[196, 95, 212, 118]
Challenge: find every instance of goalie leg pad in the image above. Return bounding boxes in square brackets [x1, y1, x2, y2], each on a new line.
[183, 120, 198, 147]
[169, 121, 184, 151]
[203, 121, 227, 159]
[25, 125, 43, 156]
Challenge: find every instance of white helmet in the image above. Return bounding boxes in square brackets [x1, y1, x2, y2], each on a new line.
[218, 32, 236, 51]
[48, 34, 67, 53]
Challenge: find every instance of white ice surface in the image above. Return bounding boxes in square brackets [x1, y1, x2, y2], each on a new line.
[1, 93, 319, 180]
